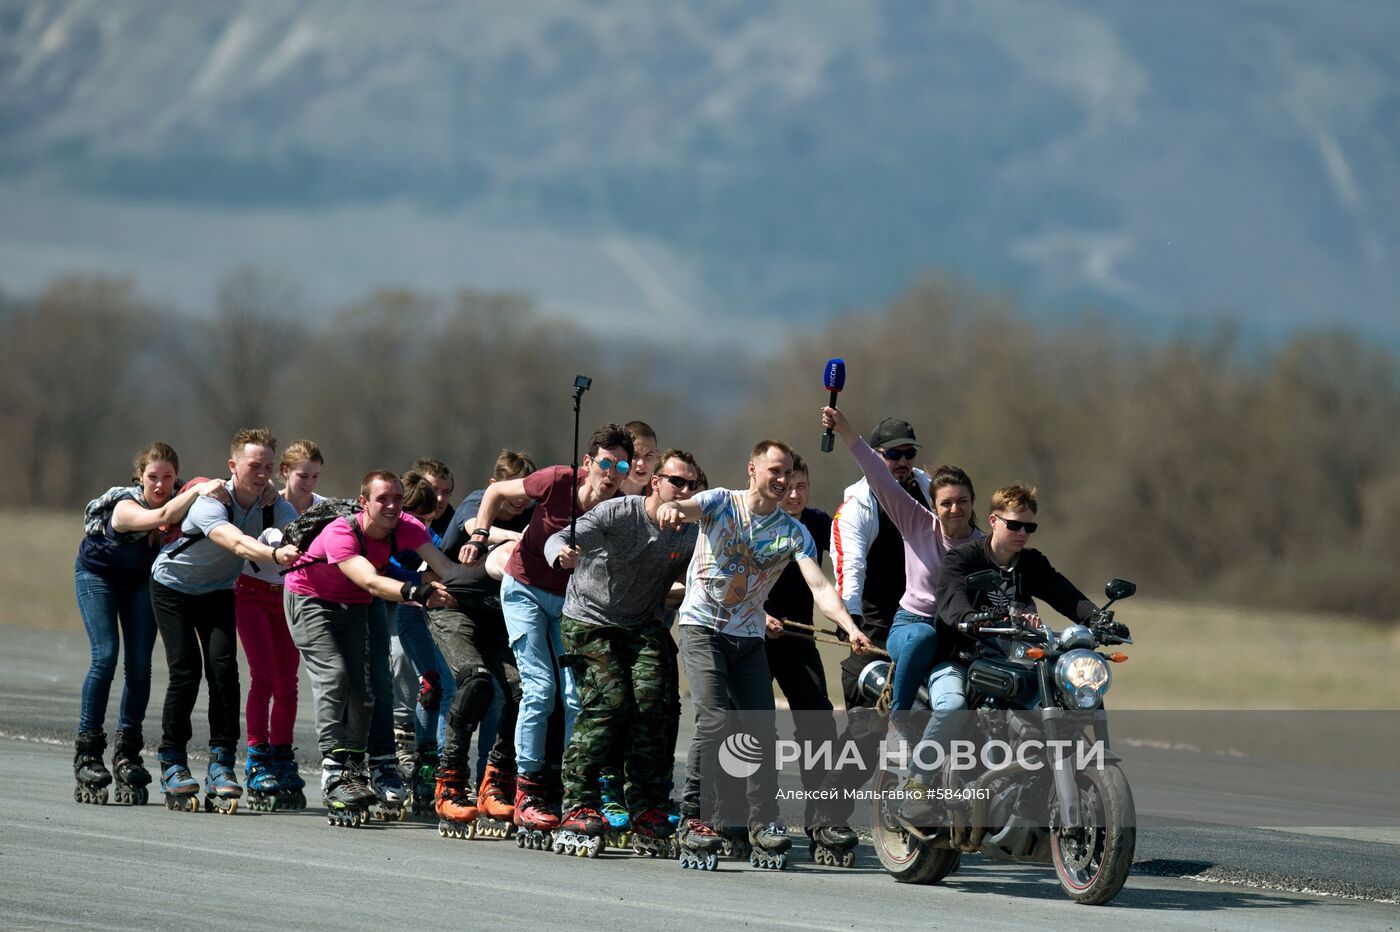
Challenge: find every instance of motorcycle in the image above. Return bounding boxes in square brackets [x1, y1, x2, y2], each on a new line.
[867, 574, 1138, 905]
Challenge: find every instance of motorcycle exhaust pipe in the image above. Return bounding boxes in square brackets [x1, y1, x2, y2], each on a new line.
[858, 660, 930, 708]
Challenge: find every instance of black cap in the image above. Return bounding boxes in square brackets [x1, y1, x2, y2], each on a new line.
[868, 417, 920, 449]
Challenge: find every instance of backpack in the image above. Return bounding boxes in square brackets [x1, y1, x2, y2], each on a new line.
[82, 485, 142, 541]
[83, 478, 191, 545]
[165, 477, 276, 560]
[279, 498, 397, 575]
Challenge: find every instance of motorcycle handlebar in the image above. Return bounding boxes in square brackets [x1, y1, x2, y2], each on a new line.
[957, 611, 1003, 634]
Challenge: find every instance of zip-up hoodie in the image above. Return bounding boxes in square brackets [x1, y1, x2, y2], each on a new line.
[831, 465, 930, 620]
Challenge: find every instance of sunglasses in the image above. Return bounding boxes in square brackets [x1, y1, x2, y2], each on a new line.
[994, 515, 1038, 534]
[595, 457, 630, 476]
[657, 474, 700, 492]
[879, 447, 919, 462]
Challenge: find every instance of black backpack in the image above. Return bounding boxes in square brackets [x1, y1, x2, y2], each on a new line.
[279, 498, 397, 575]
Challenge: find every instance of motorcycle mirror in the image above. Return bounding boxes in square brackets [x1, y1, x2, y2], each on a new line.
[1104, 579, 1136, 602]
[966, 569, 1002, 593]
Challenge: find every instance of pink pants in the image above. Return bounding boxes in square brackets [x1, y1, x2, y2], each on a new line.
[234, 577, 300, 747]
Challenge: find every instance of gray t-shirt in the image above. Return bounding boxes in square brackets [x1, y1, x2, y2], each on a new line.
[151, 481, 298, 595]
[544, 495, 697, 628]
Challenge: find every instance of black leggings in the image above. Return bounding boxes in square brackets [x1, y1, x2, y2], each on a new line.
[427, 606, 523, 771]
[150, 580, 240, 755]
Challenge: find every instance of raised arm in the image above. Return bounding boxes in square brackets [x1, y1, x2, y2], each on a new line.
[655, 497, 703, 530]
[822, 406, 931, 538]
[462, 477, 528, 564]
[111, 479, 224, 534]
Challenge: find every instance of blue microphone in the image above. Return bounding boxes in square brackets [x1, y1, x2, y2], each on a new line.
[821, 358, 846, 453]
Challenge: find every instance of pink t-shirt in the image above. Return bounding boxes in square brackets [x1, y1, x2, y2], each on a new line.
[285, 513, 431, 605]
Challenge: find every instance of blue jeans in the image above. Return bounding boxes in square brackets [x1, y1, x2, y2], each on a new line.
[886, 609, 938, 713]
[501, 574, 577, 773]
[913, 662, 968, 782]
[75, 563, 158, 735]
[394, 603, 456, 757]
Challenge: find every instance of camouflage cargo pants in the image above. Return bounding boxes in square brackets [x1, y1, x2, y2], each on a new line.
[560, 615, 678, 813]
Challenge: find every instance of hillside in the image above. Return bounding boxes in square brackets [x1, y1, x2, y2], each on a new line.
[2, 0, 1397, 333]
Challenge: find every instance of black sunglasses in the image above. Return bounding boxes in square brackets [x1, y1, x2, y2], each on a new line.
[657, 474, 700, 492]
[994, 515, 1038, 534]
[879, 448, 919, 461]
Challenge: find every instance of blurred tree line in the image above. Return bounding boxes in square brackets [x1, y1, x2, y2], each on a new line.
[2, 270, 1397, 622]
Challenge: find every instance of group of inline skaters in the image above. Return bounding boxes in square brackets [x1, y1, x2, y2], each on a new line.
[73, 399, 1102, 872]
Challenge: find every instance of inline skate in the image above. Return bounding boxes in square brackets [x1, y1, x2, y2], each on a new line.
[408, 747, 438, 817]
[434, 768, 478, 840]
[554, 806, 607, 858]
[203, 746, 243, 815]
[368, 754, 408, 821]
[267, 744, 307, 810]
[719, 826, 751, 860]
[676, 817, 723, 871]
[513, 770, 559, 851]
[599, 770, 630, 848]
[322, 752, 377, 827]
[73, 731, 112, 805]
[158, 749, 200, 812]
[244, 743, 282, 811]
[111, 731, 150, 806]
[748, 820, 792, 870]
[474, 762, 515, 839]
[629, 807, 677, 859]
[807, 824, 859, 868]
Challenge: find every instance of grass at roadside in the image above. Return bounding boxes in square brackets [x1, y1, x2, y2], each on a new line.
[0, 509, 80, 630]
[7, 508, 1398, 708]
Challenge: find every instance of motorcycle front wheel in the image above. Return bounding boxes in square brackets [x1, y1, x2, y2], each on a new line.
[870, 768, 961, 884]
[1050, 762, 1136, 905]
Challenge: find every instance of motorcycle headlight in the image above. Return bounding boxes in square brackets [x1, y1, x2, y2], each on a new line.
[1055, 649, 1111, 709]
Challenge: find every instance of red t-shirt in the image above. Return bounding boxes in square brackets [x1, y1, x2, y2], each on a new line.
[505, 465, 604, 595]
[285, 513, 431, 605]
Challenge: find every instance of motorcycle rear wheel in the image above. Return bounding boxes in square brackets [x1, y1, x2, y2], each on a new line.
[1050, 762, 1136, 905]
[870, 768, 961, 884]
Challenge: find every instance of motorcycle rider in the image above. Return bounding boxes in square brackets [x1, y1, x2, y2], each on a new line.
[904, 483, 1098, 822]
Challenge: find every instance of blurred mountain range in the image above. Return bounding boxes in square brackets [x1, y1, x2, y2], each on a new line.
[2, 0, 1397, 337]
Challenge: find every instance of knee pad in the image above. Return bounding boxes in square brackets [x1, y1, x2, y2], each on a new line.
[448, 669, 496, 731]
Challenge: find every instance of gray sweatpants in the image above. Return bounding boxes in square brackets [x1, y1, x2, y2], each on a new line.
[285, 590, 372, 756]
[679, 625, 778, 827]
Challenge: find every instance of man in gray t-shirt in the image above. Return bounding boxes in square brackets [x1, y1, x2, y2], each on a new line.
[540, 450, 700, 852]
[147, 428, 301, 811]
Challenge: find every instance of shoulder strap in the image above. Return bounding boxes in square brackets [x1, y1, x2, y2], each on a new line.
[166, 498, 235, 559]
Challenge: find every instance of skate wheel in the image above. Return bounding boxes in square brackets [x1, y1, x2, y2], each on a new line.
[839, 850, 855, 868]
[438, 822, 448, 837]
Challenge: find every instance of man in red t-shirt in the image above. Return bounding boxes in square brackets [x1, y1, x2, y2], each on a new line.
[283, 469, 456, 823]
[462, 424, 632, 839]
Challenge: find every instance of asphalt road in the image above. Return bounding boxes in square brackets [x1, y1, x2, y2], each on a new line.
[2, 624, 1397, 930]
